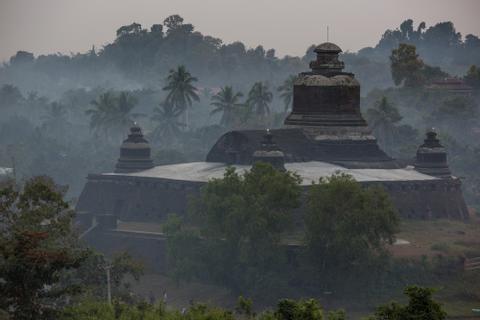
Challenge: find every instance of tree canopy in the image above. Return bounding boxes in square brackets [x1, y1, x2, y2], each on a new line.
[210, 86, 244, 127]
[305, 173, 399, 273]
[166, 162, 302, 292]
[370, 286, 446, 320]
[0, 177, 87, 320]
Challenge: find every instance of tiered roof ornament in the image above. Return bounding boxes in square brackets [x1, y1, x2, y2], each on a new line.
[309, 42, 345, 75]
[114, 123, 154, 173]
[252, 129, 286, 171]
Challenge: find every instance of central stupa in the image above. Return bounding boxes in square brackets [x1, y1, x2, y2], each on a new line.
[284, 42, 367, 128]
[207, 43, 395, 169]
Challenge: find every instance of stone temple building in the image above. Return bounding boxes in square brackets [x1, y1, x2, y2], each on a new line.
[76, 43, 468, 268]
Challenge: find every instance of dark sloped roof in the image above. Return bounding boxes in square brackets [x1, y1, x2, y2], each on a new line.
[206, 128, 401, 169]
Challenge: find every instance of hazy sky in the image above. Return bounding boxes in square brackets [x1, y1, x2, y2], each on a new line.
[0, 0, 479, 62]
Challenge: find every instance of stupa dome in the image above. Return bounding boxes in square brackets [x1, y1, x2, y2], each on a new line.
[414, 128, 451, 178]
[114, 123, 154, 173]
[314, 42, 342, 53]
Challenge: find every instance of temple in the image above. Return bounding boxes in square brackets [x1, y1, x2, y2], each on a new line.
[208, 43, 395, 169]
[76, 43, 469, 266]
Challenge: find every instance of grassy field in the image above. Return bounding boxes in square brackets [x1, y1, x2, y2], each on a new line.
[388, 217, 480, 318]
[389, 218, 480, 258]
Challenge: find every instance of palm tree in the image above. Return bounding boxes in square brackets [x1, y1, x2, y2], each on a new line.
[114, 91, 141, 128]
[86, 91, 140, 140]
[366, 96, 402, 151]
[42, 102, 67, 124]
[163, 65, 199, 128]
[277, 75, 296, 112]
[246, 82, 273, 117]
[41, 102, 69, 139]
[210, 86, 244, 127]
[151, 101, 185, 143]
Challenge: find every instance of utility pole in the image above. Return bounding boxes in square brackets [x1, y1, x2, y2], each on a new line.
[105, 263, 112, 304]
[327, 25, 330, 42]
[11, 155, 16, 184]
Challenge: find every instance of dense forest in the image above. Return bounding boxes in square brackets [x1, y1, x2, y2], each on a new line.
[0, 15, 479, 207]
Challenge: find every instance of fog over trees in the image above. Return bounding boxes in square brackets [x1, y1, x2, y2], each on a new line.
[0, 16, 478, 203]
[1, 13, 480, 319]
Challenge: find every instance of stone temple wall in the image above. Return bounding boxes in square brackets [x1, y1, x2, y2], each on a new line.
[76, 174, 203, 222]
[363, 179, 468, 220]
[76, 174, 468, 224]
[76, 173, 468, 272]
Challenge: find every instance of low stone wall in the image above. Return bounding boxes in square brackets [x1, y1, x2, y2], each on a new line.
[81, 227, 168, 273]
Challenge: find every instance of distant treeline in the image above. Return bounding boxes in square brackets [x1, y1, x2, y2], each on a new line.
[1, 16, 479, 96]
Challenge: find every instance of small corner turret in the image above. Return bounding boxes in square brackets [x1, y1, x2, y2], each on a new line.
[414, 128, 452, 178]
[252, 129, 286, 171]
[114, 123, 154, 173]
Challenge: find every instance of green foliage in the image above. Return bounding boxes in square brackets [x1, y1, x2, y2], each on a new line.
[151, 101, 185, 143]
[236, 296, 254, 318]
[435, 96, 477, 119]
[210, 86, 245, 127]
[166, 162, 301, 292]
[275, 299, 324, 320]
[61, 297, 348, 320]
[390, 44, 425, 87]
[277, 75, 296, 112]
[247, 82, 273, 117]
[61, 300, 115, 320]
[58, 285, 452, 320]
[163, 214, 203, 283]
[390, 43, 448, 88]
[366, 96, 402, 153]
[110, 252, 144, 288]
[85, 91, 140, 139]
[464, 65, 480, 89]
[271, 299, 345, 320]
[62, 299, 235, 320]
[305, 173, 399, 273]
[370, 286, 447, 320]
[196, 163, 301, 242]
[163, 65, 200, 128]
[0, 84, 24, 109]
[62, 249, 144, 303]
[61, 300, 169, 320]
[0, 177, 87, 320]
